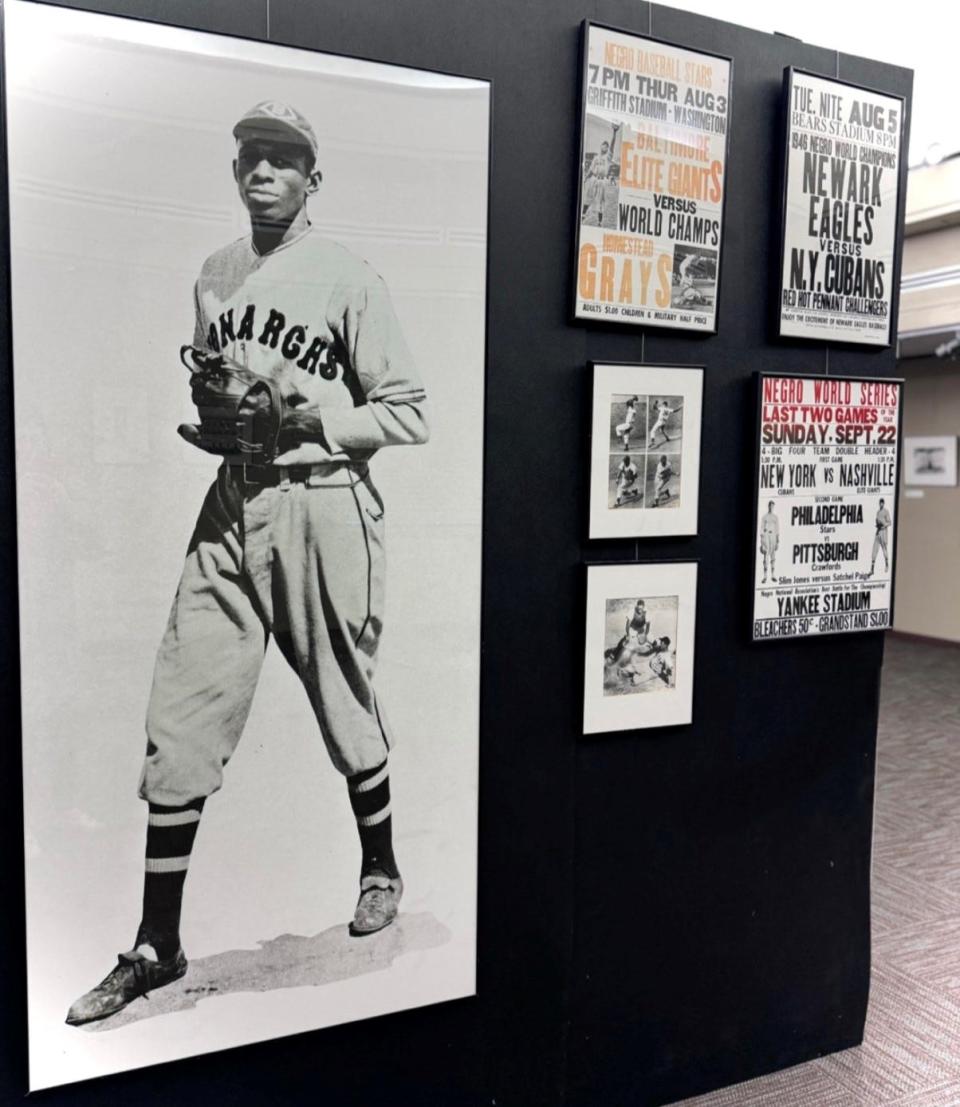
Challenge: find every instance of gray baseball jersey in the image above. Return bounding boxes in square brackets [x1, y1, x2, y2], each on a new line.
[140, 226, 428, 806]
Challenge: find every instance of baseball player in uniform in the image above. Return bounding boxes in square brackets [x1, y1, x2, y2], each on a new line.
[868, 498, 892, 577]
[677, 252, 705, 305]
[615, 396, 639, 450]
[583, 138, 612, 222]
[614, 455, 640, 507]
[647, 400, 677, 449]
[67, 101, 427, 1025]
[759, 501, 779, 583]
[652, 455, 673, 507]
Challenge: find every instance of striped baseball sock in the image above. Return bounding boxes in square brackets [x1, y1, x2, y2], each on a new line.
[135, 799, 205, 960]
[347, 761, 399, 879]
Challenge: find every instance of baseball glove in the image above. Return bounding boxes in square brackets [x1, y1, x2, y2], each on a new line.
[178, 345, 285, 463]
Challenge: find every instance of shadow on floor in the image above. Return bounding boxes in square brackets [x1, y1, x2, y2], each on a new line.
[84, 912, 450, 1031]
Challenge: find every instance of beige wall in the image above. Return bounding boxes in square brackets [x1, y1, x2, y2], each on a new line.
[894, 358, 960, 641]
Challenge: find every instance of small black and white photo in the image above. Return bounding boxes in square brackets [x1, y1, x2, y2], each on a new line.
[581, 112, 622, 229]
[602, 595, 678, 696]
[608, 453, 644, 509]
[590, 366, 702, 539]
[583, 561, 697, 734]
[904, 436, 958, 487]
[609, 392, 649, 453]
[645, 395, 684, 452]
[671, 246, 717, 310]
[644, 453, 682, 510]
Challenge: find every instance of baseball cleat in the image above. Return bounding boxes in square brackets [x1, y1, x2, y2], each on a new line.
[65, 947, 187, 1026]
[350, 872, 403, 936]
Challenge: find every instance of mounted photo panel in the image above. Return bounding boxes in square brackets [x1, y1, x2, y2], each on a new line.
[588, 363, 703, 538]
[777, 68, 905, 346]
[573, 21, 732, 332]
[4, 0, 488, 1088]
[583, 561, 698, 734]
[752, 373, 903, 642]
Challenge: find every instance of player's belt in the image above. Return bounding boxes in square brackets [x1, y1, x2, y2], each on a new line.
[230, 462, 367, 488]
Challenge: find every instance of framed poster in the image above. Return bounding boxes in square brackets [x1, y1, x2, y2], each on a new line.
[573, 21, 732, 332]
[903, 436, 958, 487]
[751, 373, 903, 642]
[4, 0, 489, 1089]
[583, 561, 698, 734]
[588, 363, 703, 538]
[777, 67, 905, 346]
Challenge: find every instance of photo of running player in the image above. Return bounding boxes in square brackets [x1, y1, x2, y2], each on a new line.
[670, 245, 717, 309]
[602, 595, 678, 697]
[644, 454, 681, 509]
[647, 395, 683, 451]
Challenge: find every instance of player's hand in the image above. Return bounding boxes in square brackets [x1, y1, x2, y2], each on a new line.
[177, 423, 226, 453]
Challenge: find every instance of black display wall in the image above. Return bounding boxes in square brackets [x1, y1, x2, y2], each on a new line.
[0, 2, 911, 1105]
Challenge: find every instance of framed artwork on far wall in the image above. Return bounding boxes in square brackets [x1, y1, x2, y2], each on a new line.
[588, 363, 703, 538]
[572, 20, 732, 333]
[583, 561, 698, 735]
[903, 436, 958, 486]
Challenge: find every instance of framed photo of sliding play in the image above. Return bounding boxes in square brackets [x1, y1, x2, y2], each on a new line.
[776, 67, 906, 346]
[751, 372, 904, 643]
[588, 363, 703, 538]
[583, 561, 698, 735]
[572, 21, 732, 332]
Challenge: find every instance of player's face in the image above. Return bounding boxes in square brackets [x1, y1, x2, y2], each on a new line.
[234, 140, 319, 223]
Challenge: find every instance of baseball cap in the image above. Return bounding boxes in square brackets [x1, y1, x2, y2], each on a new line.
[233, 101, 318, 160]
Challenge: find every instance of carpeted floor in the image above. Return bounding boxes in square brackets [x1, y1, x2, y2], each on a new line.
[672, 634, 960, 1106]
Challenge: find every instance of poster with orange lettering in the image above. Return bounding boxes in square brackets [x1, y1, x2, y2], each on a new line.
[573, 22, 731, 332]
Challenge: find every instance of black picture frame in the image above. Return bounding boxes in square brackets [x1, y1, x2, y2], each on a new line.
[774, 66, 907, 348]
[750, 370, 905, 643]
[571, 19, 733, 334]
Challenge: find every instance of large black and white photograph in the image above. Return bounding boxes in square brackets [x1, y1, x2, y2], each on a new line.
[777, 68, 904, 346]
[590, 364, 702, 538]
[573, 22, 731, 332]
[583, 562, 697, 734]
[903, 435, 957, 486]
[5, 0, 488, 1088]
[752, 374, 902, 641]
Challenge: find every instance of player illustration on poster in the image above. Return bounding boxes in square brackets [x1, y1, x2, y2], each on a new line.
[590, 364, 701, 537]
[583, 561, 697, 733]
[759, 501, 779, 584]
[868, 498, 892, 578]
[671, 247, 717, 310]
[6, 1, 487, 1089]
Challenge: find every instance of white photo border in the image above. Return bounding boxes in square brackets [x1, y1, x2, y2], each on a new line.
[583, 561, 698, 735]
[588, 363, 703, 539]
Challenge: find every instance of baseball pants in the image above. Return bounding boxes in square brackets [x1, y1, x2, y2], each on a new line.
[140, 462, 392, 807]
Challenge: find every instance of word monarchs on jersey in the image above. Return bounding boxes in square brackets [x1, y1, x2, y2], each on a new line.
[205, 304, 341, 378]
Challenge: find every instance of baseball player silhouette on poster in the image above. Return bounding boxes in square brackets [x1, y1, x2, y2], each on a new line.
[66, 101, 428, 1026]
[868, 499, 892, 578]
